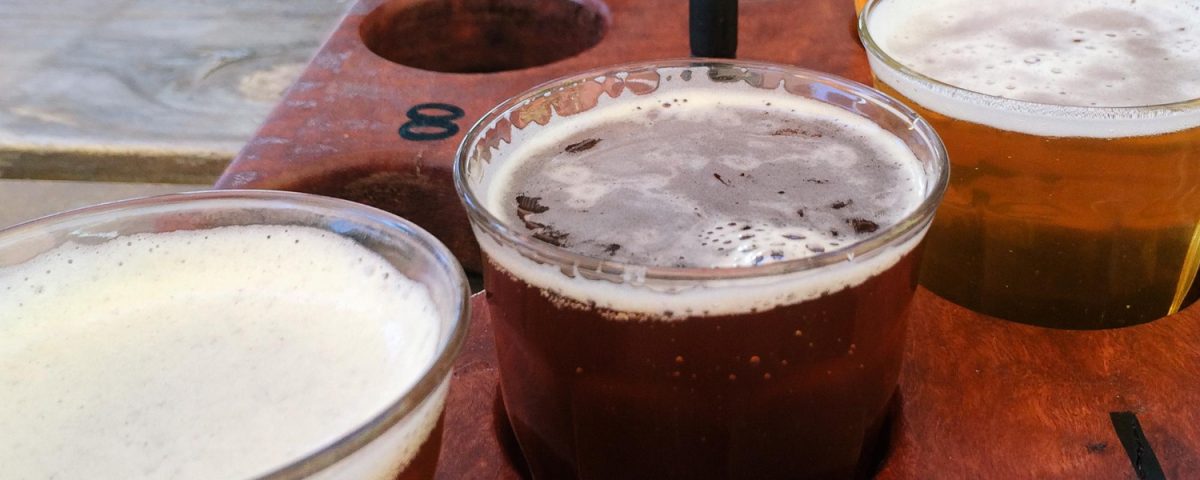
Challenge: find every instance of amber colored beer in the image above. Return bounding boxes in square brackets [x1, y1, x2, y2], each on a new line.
[861, 0, 1200, 328]
[881, 85, 1200, 327]
[456, 61, 948, 479]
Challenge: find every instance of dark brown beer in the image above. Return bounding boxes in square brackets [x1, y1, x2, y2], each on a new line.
[456, 61, 946, 479]
[484, 250, 920, 479]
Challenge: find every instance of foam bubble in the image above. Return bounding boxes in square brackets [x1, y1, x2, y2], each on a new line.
[491, 90, 922, 269]
[0, 225, 443, 479]
[866, 0, 1200, 137]
[475, 76, 930, 318]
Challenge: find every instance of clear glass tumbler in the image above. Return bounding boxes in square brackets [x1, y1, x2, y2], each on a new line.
[456, 59, 948, 479]
[0, 190, 469, 479]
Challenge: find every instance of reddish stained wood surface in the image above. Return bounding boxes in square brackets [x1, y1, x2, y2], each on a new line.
[446, 291, 1200, 479]
[216, 0, 1200, 477]
[214, 0, 867, 272]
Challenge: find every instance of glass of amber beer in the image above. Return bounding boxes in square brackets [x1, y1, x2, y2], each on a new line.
[0, 190, 469, 479]
[860, 0, 1200, 328]
[456, 60, 948, 479]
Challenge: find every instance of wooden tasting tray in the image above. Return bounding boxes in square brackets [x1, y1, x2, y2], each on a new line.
[215, 0, 1200, 477]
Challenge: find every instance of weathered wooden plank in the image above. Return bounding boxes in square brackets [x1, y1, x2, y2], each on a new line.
[0, 0, 351, 182]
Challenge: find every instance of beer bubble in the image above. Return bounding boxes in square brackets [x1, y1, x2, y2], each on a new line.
[0, 225, 443, 479]
[869, 0, 1200, 124]
[480, 84, 927, 318]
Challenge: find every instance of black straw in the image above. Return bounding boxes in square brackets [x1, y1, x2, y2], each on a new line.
[690, 0, 738, 58]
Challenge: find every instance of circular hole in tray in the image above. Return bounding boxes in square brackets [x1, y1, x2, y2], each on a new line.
[360, 0, 610, 73]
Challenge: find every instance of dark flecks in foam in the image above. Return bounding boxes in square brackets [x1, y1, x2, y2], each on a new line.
[532, 229, 569, 247]
[498, 102, 916, 267]
[772, 127, 824, 138]
[515, 195, 549, 214]
[514, 194, 570, 247]
[564, 138, 602, 153]
[847, 218, 880, 234]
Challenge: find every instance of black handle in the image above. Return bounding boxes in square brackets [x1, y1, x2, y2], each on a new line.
[690, 0, 738, 58]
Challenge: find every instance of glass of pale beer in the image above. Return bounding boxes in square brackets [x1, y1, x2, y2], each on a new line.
[0, 190, 469, 479]
[456, 60, 948, 479]
[860, 0, 1200, 328]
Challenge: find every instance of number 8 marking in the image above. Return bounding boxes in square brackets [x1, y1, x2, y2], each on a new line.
[399, 103, 466, 141]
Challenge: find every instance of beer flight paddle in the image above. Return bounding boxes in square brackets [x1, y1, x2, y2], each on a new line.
[214, 0, 1200, 477]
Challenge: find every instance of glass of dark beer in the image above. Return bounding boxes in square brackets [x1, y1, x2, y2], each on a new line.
[0, 190, 469, 479]
[455, 60, 948, 479]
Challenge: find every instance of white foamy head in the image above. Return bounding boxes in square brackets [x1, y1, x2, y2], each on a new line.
[864, 0, 1200, 137]
[468, 68, 936, 319]
[0, 225, 444, 479]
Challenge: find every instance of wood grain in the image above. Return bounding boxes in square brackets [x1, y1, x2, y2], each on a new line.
[0, 0, 349, 183]
[215, 0, 870, 271]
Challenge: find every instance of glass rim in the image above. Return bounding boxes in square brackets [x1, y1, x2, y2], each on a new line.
[454, 58, 949, 282]
[857, 0, 1200, 113]
[0, 189, 472, 480]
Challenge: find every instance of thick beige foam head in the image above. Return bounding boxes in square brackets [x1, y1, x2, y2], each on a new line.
[865, 0, 1200, 137]
[0, 225, 443, 479]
